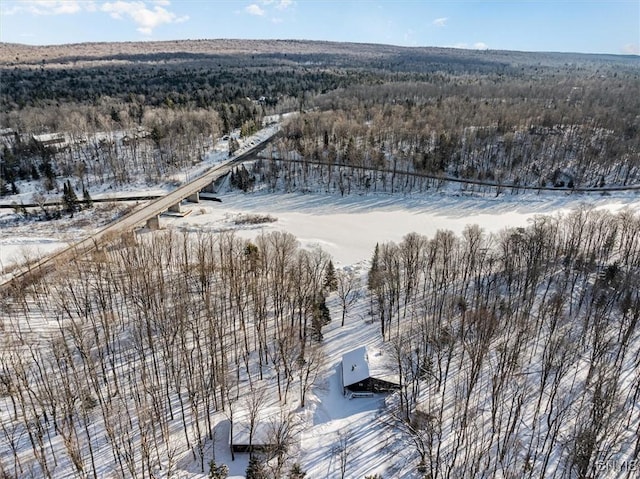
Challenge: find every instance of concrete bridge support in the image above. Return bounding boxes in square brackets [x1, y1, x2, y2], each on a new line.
[168, 202, 182, 213]
[146, 215, 160, 230]
[187, 192, 200, 203]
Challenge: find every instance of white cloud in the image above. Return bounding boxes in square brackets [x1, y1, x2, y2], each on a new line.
[3, 1, 85, 15]
[242, 0, 292, 18]
[275, 0, 293, 9]
[473, 42, 488, 50]
[432, 17, 447, 27]
[260, 0, 293, 9]
[1, 1, 187, 35]
[101, 1, 188, 35]
[245, 4, 265, 16]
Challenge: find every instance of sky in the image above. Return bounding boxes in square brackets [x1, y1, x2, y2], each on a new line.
[0, 0, 638, 55]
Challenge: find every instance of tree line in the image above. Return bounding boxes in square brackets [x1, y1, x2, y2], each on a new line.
[274, 76, 639, 190]
[2, 43, 637, 198]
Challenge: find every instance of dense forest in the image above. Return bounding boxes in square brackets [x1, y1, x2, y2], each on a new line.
[1, 40, 638, 196]
[270, 74, 640, 190]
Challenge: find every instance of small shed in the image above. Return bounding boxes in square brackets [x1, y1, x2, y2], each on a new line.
[341, 346, 399, 395]
[229, 420, 275, 454]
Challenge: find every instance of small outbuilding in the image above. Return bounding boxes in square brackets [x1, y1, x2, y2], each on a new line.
[32, 132, 68, 150]
[229, 420, 275, 454]
[341, 346, 399, 395]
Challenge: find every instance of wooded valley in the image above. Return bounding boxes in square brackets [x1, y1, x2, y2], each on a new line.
[0, 40, 638, 478]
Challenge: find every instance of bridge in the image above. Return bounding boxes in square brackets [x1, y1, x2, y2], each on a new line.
[0, 127, 279, 293]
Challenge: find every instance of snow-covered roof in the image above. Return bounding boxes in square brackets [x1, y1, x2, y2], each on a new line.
[342, 346, 370, 388]
[230, 421, 273, 447]
[32, 132, 66, 144]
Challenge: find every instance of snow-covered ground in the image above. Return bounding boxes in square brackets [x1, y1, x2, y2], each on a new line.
[2, 186, 639, 277]
[2, 185, 639, 477]
[162, 189, 640, 267]
[1, 117, 639, 477]
[2, 124, 280, 207]
[132, 188, 640, 478]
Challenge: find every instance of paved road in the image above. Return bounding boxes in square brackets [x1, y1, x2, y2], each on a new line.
[0, 128, 279, 293]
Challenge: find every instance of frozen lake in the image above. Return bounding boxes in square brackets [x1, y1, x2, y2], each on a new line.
[2, 189, 638, 274]
[167, 189, 640, 265]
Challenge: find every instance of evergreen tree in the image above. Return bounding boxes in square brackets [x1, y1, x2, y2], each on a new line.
[229, 166, 255, 191]
[208, 460, 229, 479]
[311, 294, 331, 341]
[82, 187, 93, 209]
[40, 158, 55, 191]
[367, 243, 382, 318]
[367, 243, 381, 291]
[62, 179, 78, 214]
[245, 455, 268, 479]
[324, 260, 338, 291]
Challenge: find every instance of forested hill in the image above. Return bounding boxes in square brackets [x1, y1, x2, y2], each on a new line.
[2, 39, 637, 113]
[2, 38, 637, 70]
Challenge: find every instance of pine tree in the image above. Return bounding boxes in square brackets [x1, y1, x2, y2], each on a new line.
[62, 179, 78, 214]
[208, 460, 229, 479]
[245, 455, 268, 479]
[311, 294, 331, 341]
[324, 260, 338, 291]
[82, 187, 93, 209]
[367, 243, 382, 318]
[367, 243, 381, 291]
[318, 295, 331, 324]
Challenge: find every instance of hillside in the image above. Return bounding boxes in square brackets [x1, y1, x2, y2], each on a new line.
[3, 38, 637, 67]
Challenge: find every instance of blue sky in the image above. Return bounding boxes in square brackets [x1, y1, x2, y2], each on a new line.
[1, 1, 638, 55]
